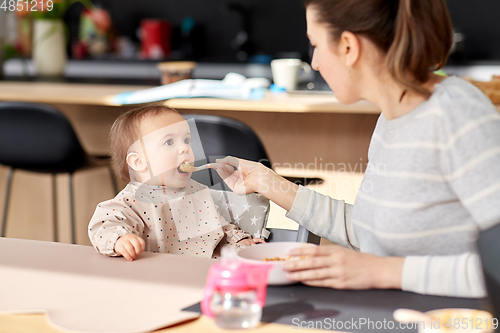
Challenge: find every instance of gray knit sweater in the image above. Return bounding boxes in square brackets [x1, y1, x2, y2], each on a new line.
[286, 77, 500, 298]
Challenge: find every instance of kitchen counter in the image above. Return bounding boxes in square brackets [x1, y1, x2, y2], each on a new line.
[0, 80, 379, 113]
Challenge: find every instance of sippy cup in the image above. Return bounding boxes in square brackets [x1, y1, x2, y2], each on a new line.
[201, 247, 272, 329]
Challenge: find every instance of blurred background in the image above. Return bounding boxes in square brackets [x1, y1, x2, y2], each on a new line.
[1, 0, 500, 83]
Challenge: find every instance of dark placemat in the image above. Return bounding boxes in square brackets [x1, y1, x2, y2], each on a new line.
[184, 284, 491, 333]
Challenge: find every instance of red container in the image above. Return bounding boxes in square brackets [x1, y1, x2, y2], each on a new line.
[140, 19, 171, 59]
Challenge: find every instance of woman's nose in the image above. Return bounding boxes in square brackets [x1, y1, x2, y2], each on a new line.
[311, 50, 319, 71]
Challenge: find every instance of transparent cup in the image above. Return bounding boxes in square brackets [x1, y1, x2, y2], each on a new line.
[212, 289, 262, 329]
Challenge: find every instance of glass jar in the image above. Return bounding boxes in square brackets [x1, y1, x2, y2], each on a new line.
[212, 288, 262, 329]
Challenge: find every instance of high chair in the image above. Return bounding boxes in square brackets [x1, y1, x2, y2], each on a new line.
[184, 114, 320, 244]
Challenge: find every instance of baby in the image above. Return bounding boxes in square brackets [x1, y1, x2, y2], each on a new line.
[88, 105, 264, 261]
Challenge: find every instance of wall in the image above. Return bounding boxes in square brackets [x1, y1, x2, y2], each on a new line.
[91, 0, 500, 63]
[446, 0, 500, 61]
[95, 0, 309, 62]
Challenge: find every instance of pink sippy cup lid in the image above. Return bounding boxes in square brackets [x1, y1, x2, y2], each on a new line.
[201, 246, 272, 318]
[206, 247, 272, 292]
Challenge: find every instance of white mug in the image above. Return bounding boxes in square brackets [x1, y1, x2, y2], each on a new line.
[270, 58, 312, 91]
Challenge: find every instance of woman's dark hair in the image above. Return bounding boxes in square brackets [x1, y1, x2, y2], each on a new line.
[304, 0, 453, 97]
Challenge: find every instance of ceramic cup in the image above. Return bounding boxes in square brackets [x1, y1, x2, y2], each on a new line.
[270, 58, 312, 91]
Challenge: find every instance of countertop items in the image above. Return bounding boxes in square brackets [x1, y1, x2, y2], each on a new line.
[112, 73, 270, 104]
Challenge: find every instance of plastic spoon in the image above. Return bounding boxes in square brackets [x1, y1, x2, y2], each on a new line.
[393, 308, 434, 326]
[179, 163, 219, 173]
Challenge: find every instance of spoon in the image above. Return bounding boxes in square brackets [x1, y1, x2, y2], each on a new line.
[393, 308, 434, 326]
[179, 163, 218, 173]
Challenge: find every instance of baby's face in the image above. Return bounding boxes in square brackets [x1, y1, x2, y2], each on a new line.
[137, 112, 194, 188]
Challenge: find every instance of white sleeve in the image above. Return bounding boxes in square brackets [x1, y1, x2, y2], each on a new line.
[285, 186, 359, 249]
[402, 253, 486, 298]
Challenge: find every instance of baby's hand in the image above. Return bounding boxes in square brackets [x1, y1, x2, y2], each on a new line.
[237, 238, 266, 246]
[115, 233, 146, 261]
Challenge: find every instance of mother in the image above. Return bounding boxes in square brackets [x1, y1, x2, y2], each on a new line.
[216, 0, 500, 298]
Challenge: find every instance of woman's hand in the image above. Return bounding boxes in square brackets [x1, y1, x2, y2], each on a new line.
[237, 238, 266, 246]
[282, 244, 404, 290]
[214, 156, 267, 195]
[214, 156, 299, 211]
[115, 233, 146, 261]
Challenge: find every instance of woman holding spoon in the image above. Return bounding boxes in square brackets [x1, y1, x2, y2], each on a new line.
[215, 0, 500, 298]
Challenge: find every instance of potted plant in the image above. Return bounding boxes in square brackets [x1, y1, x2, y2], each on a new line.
[17, 0, 92, 76]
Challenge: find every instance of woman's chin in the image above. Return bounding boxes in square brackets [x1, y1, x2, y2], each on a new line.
[336, 94, 360, 105]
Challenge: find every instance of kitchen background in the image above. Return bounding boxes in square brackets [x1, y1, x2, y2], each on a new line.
[2, 0, 500, 71]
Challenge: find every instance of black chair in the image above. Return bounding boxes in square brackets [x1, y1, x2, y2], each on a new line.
[478, 222, 500, 322]
[0, 102, 118, 243]
[266, 227, 321, 244]
[182, 114, 319, 244]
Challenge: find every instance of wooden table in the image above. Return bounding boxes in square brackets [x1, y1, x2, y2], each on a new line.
[0, 237, 330, 333]
[0, 314, 329, 333]
[1, 238, 486, 333]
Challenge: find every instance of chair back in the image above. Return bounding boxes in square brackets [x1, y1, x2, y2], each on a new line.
[210, 189, 270, 239]
[478, 222, 500, 320]
[266, 228, 321, 244]
[0, 102, 86, 173]
[183, 114, 271, 188]
[183, 114, 318, 244]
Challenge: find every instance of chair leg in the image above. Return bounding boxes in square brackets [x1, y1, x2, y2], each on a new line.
[69, 173, 76, 244]
[52, 174, 58, 242]
[1, 168, 14, 238]
[108, 165, 118, 195]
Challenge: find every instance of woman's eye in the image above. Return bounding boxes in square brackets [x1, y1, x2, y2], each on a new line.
[165, 139, 174, 146]
[184, 137, 191, 144]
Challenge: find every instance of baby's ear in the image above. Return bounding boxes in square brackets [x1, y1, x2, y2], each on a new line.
[126, 152, 147, 172]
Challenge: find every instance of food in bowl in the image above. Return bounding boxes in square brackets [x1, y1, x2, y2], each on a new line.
[263, 257, 289, 261]
[420, 308, 495, 333]
[237, 242, 314, 285]
[263, 255, 308, 261]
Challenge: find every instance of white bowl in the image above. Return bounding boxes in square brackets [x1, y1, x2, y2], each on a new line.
[236, 242, 309, 286]
[420, 308, 494, 333]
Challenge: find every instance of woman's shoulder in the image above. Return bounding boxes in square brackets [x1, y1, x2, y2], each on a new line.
[434, 76, 498, 115]
[430, 76, 500, 141]
[426, 76, 500, 130]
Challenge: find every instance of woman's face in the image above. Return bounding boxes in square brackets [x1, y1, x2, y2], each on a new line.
[306, 7, 357, 104]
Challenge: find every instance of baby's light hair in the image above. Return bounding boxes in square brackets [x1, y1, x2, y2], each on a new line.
[109, 103, 180, 182]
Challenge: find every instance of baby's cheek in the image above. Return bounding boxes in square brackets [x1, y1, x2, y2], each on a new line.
[156, 159, 178, 174]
